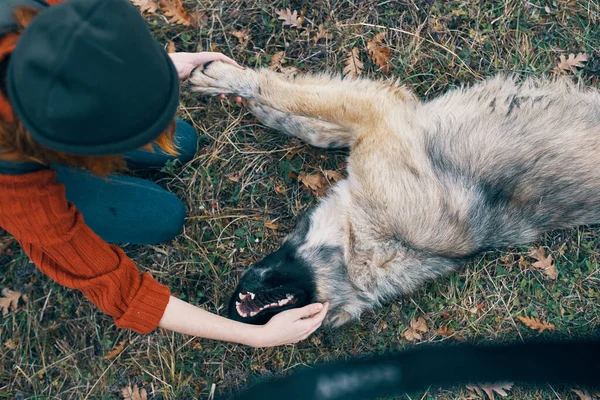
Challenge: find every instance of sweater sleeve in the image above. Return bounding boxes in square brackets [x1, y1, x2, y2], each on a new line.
[0, 170, 170, 334]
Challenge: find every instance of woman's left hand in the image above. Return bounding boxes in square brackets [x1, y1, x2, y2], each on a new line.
[169, 52, 243, 80]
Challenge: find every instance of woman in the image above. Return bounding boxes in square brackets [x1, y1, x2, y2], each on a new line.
[0, 0, 327, 346]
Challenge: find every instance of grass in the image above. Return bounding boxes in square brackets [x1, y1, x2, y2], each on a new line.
[1, 0, 600, 398]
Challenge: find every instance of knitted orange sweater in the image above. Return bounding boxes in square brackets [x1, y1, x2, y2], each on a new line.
[0, 0, 171, 334]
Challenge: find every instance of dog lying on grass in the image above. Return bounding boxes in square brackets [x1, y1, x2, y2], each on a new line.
[190, 61, 600, 327]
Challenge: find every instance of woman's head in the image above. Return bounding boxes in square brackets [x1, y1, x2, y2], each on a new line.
[0, 0, 180, 175]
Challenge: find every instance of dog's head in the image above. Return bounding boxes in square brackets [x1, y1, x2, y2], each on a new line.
[228, 239, 318, 324]
[228, 209, 349, 324]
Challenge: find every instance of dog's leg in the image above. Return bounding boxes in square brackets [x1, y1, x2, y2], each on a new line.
[189, 61, 418, 148]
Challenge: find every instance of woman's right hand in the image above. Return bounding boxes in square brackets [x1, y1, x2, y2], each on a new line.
[248, 302, 329, 347]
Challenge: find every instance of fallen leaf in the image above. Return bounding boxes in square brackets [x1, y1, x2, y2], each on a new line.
[166, 41, 176, 53]
[377, 321, 388, 333]
[264, 220, 280, 230]
[274, 185, 286, 195]
[276, 8, 303, 29]
[436, 325, 454, 337]
[298, 172, 330, 197]
[279, 66, 300, 78]
[403, 317, 428, 341]
[129, 0, 159, 14]
[343, 48, 364, 80]
[159, 0, 191, 26]
[4, 339, 17, 350]
[554, 52, 589, 73]
[189, 10, 207, 28]
[0, 237, 15, 256]
[269, 51, 286, 71]
[529, 247, 558, 280]
[103, 341, 126, 360]
[230, 29, 250, 46]
[516, 316, 555, 333]
[313, 24, 333, 44]
[367, 33, 392, 74]
[121, 385, 148, 400]
[0, 288, 27, 317]
[466, 382, 513, 400]
[324, 170, 343, 182]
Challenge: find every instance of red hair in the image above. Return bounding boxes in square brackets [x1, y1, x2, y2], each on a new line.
[0, 6, 178, 176]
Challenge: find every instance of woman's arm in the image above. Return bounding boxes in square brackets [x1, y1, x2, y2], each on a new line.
[159, 296, 328, 347]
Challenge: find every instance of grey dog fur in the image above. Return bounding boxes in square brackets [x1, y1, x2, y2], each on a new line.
[190, 62, 600, 326]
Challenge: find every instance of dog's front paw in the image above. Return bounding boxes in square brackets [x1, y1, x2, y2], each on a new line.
[189, 61, 255, 98]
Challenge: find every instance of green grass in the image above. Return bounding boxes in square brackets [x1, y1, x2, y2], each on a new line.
[1, 0, 600, 398]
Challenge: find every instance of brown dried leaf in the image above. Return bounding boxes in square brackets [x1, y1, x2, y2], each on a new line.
[0, 237, 15, 256]
[343, 48, 364, 80]
[529, 247, 558, 280]
[103, 341, 126, 360]
[159, 0, 191, 26]
[121, 384, 148, 400]
[0, 288, 26, 317]
[466, 382, 513, 400]
[554, 52, 590, 73]
[189, 11, 207, 28]
[274, 185, 286, 195]
[436, 325, 454, 337]
[367, 33, 392, 74]
[264, 220, 280, 230]
[276, 8, 303, 28]
[324, 170, 344, 182]
[298, 172, 330, 197]
[516, 316, 555, 333]
[269, 51, 286, 71]
[313, 24, 333, 44]
[403, 317, 428, 341]
[230, 29, 250, 46]
[166, 41, 176, 54]
[129, 0, 160, 14]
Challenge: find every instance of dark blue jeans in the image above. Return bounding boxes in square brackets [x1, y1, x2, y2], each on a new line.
[0, 119, 197, 245]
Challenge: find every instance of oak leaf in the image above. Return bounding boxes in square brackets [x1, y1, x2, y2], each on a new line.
[554, 53, 589, 73]
[264, 220, 280, 230]
[343, 48, 364, 80]
[129, 0, 159, 14]
[466, 382, 513, 400]
[298, 172, 329, 197]
[516, 316, 555, 333]
[269, 51, 286, 71]
[0, 288, 27, 317]
[276, 8, 303, 28]
[159, 0, 191, 26]
[121, 385, 147, 400]
[324, 170, 344, 182]
[313, 25, 333, 44]
[529, 247, 558, 280]
[230, 29, 250, 46]
[367, 33, 392, 73]
[103, 341, 126, 360]
[436, 325, 454, 337]
[403, 316, 428, 341]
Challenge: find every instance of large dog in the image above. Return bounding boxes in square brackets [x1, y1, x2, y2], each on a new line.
[190, 62, 600, 327]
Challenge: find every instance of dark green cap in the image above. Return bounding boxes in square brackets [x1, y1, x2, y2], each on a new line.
[7, 0, 179, 156]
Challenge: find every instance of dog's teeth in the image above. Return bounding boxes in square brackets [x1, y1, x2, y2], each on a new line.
[249, 292, 256, 300]
[239, 293, 248, 300]
[236, 301, 240, 306]
[250, 311, 257, 317]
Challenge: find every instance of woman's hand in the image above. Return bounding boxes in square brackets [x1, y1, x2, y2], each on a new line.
[170, 52, 243, 104]
[247, 303, 330, 347]
[158, 296, 327, 348]
[168, 52, 243, 80]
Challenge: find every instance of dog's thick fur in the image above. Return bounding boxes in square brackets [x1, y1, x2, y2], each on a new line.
[190, 62, 600, 326]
